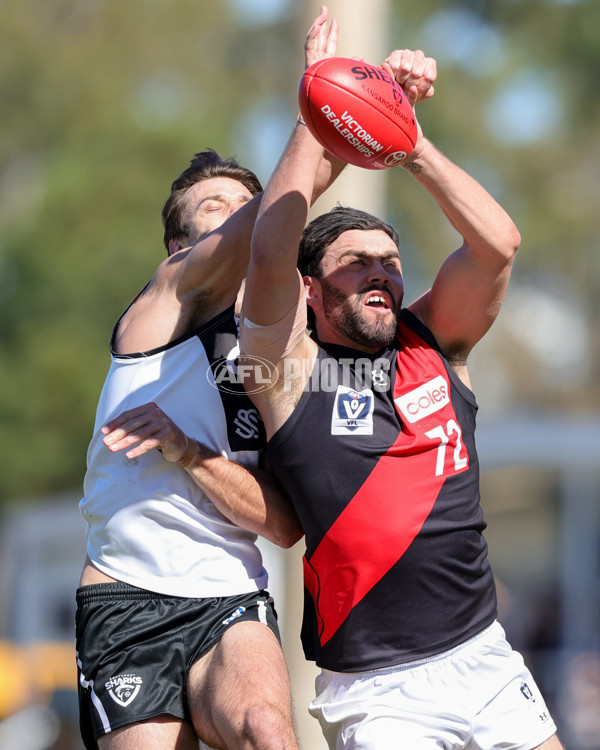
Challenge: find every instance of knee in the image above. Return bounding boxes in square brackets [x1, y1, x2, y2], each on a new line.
[240, 702, 296, 748]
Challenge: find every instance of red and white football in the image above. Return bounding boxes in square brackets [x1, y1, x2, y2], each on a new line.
[298, 57, 417, 170]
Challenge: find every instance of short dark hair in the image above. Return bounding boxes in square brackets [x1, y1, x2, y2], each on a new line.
[161, 149, 263, 251]
[298, 205, 400, 330]
[298, 205, 400, 278]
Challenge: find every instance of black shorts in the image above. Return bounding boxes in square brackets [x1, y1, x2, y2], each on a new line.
[75, 582, 280, 750]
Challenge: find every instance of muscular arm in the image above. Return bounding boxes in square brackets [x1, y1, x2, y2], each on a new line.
[181, 440, 302, 549]
[176, 7, 344, 300]
[242, 122, 324, 328]
[101, 403, 303, 548]
[381, 49, 520, 364]
[239, 121, 323, 438]
[404, 139, 521, 362]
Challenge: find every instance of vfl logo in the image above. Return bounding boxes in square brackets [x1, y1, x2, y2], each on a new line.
[384, 151, 408, 167]
[105, 673, 142, 707]
[234, 408, 261, 439]
[394, 375, 449, 423]
[520, 681, 536, 702]
[331, 386, 374, 435]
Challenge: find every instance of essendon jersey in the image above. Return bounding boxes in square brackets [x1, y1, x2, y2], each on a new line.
[265, 309, 497, 671]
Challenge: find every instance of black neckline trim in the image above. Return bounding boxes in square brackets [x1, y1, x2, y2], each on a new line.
[110, 304, 236, 360]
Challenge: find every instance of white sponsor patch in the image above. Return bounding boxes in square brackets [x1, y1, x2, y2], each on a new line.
[394, 375, 449, 423]
[331, 386, 374, 435]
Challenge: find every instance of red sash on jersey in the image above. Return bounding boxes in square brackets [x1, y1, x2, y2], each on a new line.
[303, 319, 469, 646]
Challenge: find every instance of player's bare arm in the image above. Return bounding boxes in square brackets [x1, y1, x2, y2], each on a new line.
[116, 7, 344, 356]
[167, 6, 342, 307]
[239, 9, 340, 436]
[381, 52, 520, 365]
[101, 403, 303, 548]
[240, 122, 325, 434]
[403, 139, 521, 365]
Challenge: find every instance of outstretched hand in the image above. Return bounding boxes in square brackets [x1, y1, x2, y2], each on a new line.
[101, 402, 188, 463]
[305, 5, 338, 69]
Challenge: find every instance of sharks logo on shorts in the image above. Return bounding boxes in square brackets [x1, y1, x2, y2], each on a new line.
[331, 386, 374, 435]
[105, 673, 143, 707]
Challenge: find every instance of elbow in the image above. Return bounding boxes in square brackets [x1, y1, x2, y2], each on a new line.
[279, 528, 304, 549]
[488, 222, 520, 269]
[267, 522, 304, 549]
[506, 222, 521, 261]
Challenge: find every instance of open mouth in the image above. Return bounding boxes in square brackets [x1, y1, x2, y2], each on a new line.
[364, 292, 392, 310]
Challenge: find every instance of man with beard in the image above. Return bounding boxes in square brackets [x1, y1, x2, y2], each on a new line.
[237, 47, 564, 750]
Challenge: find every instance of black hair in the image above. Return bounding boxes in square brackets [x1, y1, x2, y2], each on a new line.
[298, 205, 400, 277]
[298, 205, 400, 329]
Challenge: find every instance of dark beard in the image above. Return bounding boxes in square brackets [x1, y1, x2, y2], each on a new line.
[320, 278, 400, 349]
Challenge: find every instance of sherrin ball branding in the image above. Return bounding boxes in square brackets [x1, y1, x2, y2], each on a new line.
[299, 56, 417, 170]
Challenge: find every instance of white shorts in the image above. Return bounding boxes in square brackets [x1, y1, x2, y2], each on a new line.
[308, 621, 558, 750]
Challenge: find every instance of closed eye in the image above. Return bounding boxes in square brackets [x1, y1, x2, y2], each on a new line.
[203, 201, 226, 212]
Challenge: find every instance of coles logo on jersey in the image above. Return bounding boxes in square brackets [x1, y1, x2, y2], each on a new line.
[105, 673, 143, 707]
[394, 375, 449, 423]
[331, 386, 374, 435]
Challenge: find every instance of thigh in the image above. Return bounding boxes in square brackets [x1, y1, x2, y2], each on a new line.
[344, 716, 448, 750]
[188, 620, 296, 748]
[470, 639, 558, 750]
[309, 668, 469, 750]
[97, 714, 198, 750]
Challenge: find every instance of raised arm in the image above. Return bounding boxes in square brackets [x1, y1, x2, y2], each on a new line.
[101, 403, 303, 549]
[241, 123, 326, 329]
[241, 7, 339, 329]
[382, 50, 521, 365]
[403, 140, 521, 361]
[173, 7, 344, 302]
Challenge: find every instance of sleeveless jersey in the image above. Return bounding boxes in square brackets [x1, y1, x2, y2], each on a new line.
[80, 305, 269, 598]
[265, 309, 497, 671]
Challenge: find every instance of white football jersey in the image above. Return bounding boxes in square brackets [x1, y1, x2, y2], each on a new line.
[80, 307, 268, 597]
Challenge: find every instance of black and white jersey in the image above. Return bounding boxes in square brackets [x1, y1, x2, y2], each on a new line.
[81, 306, 269, 598]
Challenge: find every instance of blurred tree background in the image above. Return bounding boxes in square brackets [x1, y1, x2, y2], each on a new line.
[1, 2, 599, 748]
[0, 0, 598, 503]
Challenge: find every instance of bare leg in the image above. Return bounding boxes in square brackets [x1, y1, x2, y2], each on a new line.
[188, 620, 299, 749]
[97, 714, 199, 750]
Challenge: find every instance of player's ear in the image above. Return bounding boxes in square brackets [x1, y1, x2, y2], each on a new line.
[304, 275, 321, 311]
[168, 237, 186, 256]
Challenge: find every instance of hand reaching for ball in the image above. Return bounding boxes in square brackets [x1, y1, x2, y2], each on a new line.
[305, 5, 339, 70]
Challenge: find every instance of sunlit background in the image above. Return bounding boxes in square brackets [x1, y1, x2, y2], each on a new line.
[1, 0, 599, 748]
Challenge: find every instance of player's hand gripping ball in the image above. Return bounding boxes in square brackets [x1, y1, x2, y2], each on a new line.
[299, 57, 417, 170]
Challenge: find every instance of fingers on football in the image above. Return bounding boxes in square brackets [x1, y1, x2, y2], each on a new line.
[383, 49, 437, 104]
